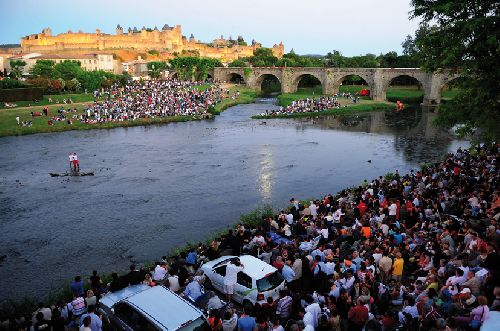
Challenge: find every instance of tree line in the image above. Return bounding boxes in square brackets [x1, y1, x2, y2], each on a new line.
[0, 59, 130, 94]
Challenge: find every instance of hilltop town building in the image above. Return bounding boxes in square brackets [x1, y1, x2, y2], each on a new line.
[20, 25, 285, 63]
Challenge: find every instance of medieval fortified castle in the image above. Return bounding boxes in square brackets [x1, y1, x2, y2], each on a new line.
[20, 24, 284, 63]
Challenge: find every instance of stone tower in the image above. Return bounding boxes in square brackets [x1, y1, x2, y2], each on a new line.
[116, 24, 123, 35]
[42, 27, 52, 36]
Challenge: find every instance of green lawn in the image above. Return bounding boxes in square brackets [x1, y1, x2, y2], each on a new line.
[0, 85, 258, 137]
[209, 86, 258, 115]
[0, 93, 100, 109]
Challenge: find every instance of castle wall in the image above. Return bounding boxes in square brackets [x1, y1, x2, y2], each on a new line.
[21, 25, 284, 63]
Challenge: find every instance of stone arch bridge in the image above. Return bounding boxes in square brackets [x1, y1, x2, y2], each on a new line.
[213, 67, 457, 105]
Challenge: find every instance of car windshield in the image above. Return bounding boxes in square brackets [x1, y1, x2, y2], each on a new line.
[178, 316, 208, 331]
[256, 271, 284, 292]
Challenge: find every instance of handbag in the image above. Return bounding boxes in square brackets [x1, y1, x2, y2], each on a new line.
[469, 306, 484, 329]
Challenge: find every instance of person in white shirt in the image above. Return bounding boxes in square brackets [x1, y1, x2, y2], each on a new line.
[309, 201, 318, 217]
[223, 258, 244, 302]
[152, 262, 168, 282]
[299, 308, 316, 330]
[286, 213, 294, 225]
[168, 272, 180, 292]
[304, 296, 321, 328]
[69, 153, 75, 170]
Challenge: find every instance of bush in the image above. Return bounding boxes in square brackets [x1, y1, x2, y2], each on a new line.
[0, 78, 26, 89]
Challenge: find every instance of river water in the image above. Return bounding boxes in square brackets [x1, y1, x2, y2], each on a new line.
[0, 100, 467, 300]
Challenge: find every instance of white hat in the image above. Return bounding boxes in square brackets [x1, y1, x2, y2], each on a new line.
[460, 288, 471, 294]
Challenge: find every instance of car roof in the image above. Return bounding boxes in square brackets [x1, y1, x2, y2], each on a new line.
[204, 255, 277, 280]
[238, 255, 278, 280]
[100, 285, 204, 330]
[126, 286, 203, 330]
[99, 284, 150, 308]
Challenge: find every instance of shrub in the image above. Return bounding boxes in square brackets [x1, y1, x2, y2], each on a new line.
[0, 78, 26, 89]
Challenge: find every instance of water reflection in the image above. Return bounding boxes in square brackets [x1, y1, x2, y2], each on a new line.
[293, 107, 457, 164]
[257, 144, 274, 200]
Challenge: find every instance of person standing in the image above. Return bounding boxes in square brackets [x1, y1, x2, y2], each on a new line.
[224, 258, 244, 302]
[73, 153, 79, 172]
[69, 153, 75, 170]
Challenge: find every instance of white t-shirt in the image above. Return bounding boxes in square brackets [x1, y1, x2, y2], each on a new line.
[224, 263, 243, 286]
[69, 154, 75, 162]
[309, 204, 317, 216]
[286, 214, 294, 224]
[152, 265, 167, 281]
[73, 154, 78, 161]
[305, 303, 321, 328]
[168, 275, 180, 292]
[389, 203, 397, 216]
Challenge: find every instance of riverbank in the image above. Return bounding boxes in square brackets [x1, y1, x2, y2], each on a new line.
[0, 86, 257, 137]
[251, 102, 394, 119]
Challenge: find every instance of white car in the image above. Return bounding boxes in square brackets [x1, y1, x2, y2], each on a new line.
[200, 255, 285, 308]
[99, 284, 207, 331]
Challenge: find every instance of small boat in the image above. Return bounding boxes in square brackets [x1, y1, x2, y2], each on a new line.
[50, 171, 94, 177]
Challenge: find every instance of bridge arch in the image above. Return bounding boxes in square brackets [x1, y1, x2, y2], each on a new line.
[380, 73, 427, 102]
[334, 74, 373, 97]
[227, 72, 245, 84]
[385, 74, 424, 102]
[291, 73, 324, 93]
[439, 76, 461, 102]
[254, 73, 282, 93]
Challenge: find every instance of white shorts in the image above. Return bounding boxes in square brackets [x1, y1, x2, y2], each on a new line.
[224, 284, 235, 295]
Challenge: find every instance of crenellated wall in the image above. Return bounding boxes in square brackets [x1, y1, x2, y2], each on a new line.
[20, 26, 283, 63]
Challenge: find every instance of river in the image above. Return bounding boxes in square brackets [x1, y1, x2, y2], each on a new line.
[0, 100, 467, 300]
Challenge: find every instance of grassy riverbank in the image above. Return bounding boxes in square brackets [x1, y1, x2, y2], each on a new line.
[209, 86, 259, 115]
[0, 86, 257, 137]
[279, 86, 459, 105]
[251, 102, 394, 119]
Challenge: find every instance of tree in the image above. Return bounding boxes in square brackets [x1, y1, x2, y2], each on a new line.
[29, 60, 58, 79]
[401, 35, 416, 56]
[228, 59, 246, 67]
[55, 60, 83, 81]
[411, 0, 500, 139]
[9, 60, 26, 78]
[147, 61, 167, 79]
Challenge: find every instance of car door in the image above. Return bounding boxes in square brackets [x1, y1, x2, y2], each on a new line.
[235, 272, 254, 303]
[114, 302, 159, 331]
[112, 302, 136, 331]
[211, 265, 227, 292]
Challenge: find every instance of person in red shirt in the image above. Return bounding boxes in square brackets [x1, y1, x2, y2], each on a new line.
[348, 299, 369, 331]
[357, 201, 367, 217]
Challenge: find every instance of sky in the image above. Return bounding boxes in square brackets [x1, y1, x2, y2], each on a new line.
[1, 0, 420, 56]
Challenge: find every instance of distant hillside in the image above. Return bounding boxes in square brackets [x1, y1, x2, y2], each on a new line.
[301, 54, 324, 58]
[0, 44, 20, 48]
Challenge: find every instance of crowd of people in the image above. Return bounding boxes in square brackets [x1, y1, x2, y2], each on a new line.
[71, 80, 228, 124]
[1, 145, 499, 331]
[19, 80, 233, 127]
[259, 93, 361, 117]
